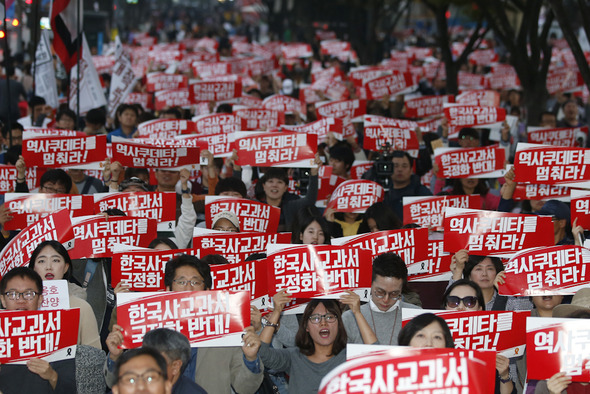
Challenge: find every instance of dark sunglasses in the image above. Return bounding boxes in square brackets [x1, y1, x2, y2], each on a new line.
[446, 295, 478, 309]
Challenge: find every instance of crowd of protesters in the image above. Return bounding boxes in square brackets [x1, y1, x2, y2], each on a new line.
[1, 5, 590, 394]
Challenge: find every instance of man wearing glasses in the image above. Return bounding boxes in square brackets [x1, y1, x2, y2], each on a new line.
[342, 252, 421, 345]
[112, 347, 172, 394]
[0, 267, 77, 393]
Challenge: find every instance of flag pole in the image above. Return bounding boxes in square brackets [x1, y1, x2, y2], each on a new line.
[31, 0, 41, 95]
[76, 0, 81, 129]
[1, 0, 12, 132]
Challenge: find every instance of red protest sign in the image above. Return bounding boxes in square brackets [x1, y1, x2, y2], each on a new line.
[70, 216, 157, 259]
[468, 49, 499, 65]
[326, 180, 384, 213]
[316, 99, 366, 138]
[316, 166, 346, 207]
[233, 108, 285, 131]
[262, 94, 306, 115]
[407, 240, 453, 282]
[0, 209, 75, 278]
[125, 93, 153, 110]
[571, 189, 590, 229]
[94, 192, 177, 231]
[23, 134, 107, 168]
[117, 290, 250, 348]
[444, 105, 506, 133]
[320, 348, 495, 394]
[193, 229, 291, 264]
[0, 165, 45, 193]
[246, 57, 277, 77]
[211, 259, 268, 300]
[281, 43, 312, 59]
[434, 146, 505, 178]
[350, 161, 373, 180]
[280, 118, 343, 142]
[4, 193, 94, 231]
[528, 126, 588, 147]
[177, 132, 234, 158]
[0, 309, 79, 364]
[137, 119, 197, 139]
[403, 195, 481, 230]
[499, 245, 590, 296]
[320, 40, 351, 56]
[513, 143, 590, 185]
[188, 77, 242, 103]
[512, 184, 571, 201]
[443, 208, 555, 255]
[267, 245, 372, 298]
[191, 61, 231, 79]
[547, 68, 584, 94]
[455, 90, 501, 107]
[402, 309, 529, 357]
[205, 196, 281, 233]
[365, 72, 415, 100]
[154, 88, 192, 111]
[331, 228, 429, 266]
[234, 131, 317, 168]
[193, 113, 244, 135]
[111, 248, 198, 291]
[488, 72, 521, 91]
[363, 124, 419, 152]
[527, 317, 590, 381]
[112, 137, 200, 169]
[145, 72, 188, 92]
[362, 115, 418, 129]
[404, 94, 454, 119]
[458, 72, 487, 90]
[349, 66, 388, 86]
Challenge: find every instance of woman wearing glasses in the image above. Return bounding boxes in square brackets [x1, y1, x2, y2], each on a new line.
[243, 295, 377, 393]
[442, 279, 517, 394]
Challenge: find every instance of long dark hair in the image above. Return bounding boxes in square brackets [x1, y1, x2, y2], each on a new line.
[451, 178, 489, 196]
[295, 300, 347, 356]
[442, 279, 485, 310]
[398, 313, 455, 348]
[357, 202, 402, 233]
[29, 240, 72, 280]
[290, 205, 331, 244]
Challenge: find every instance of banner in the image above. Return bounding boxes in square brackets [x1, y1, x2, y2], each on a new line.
[193, 113, 244, 135]
[191, 61, 231, 79]
[571, 189, 590, 229]
[22, 134, 107, 168]
[33, 30, 59, 109]
[69, 35, 107, 115]
[513, 143, 590, 186]
[443, 208, 555, 256]
[233, 108, 285, 131]
[331, 228, 429, 269]
[434, 146, 506, 179]
[234, 131, 317, 168]
[527, 126, 588, 147]
[0, 309, 79, 364]
[280, 118, 343, 142]
[211, 259, 268, 301]
[316, 166, 346, 207]
[362, 124, 419, 152]
[111, 247, 198, 291]
[189, 77, 242, 102]
[407, 240, 452, 282]
[146, 72, 188, 92]
[281, 43, 313, 59]
[40, 280, 70, 310]
[117, 290, 250, 348]
[350, 161, 373, 180]
[184, 132, 234, 158]
[498, 245, 590, 296]
[126, 93, 154, 111]
[512, 184, 570, 201]
[362, 115, 417, 129]
[320, 348, 495, 394]
[192, 228, 290, 264]
[94, 192, 177, 231]
[204, 196, 281, 233]
[262, 94, 306, 115]
[266, 245, 372, 298]
[154, 89, 192, 111]
[444, 104, 506, 135]
[365, 71, 415, 100]
[488, 72, 521, 91]
[404, 95, 453, 119]
[326, 180, 384, 213]
[0, 165, 44, 193]
[468, 49, 499, 65]
[527, 317, 590, 381]
[137, 119, 197, 139]
[0, 210, 75, 277]
[316, 99, 366, 139]
[50, 0, 83, 72]
[4, 193, 94, 230]
[403, 195, 481, 230]
[108, 37, 137, 119]
[402, 309, 529, 358]
[112, 137, 200, 169]
[69, 215, 157, 259]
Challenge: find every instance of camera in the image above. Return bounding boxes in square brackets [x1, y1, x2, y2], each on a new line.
[292, 168, 311, 195]
[372, 142, 394, 190]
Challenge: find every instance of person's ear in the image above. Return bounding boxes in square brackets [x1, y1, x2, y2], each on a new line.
[171, 359, 182, 376]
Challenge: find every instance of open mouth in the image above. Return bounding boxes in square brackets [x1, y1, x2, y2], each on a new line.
[45, 273, 55, 280]
[542, 296, 553, 301]
[319, 329, 330, 338]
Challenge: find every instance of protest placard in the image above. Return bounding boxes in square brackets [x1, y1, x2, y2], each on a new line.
[233, 131, 317, 168]
[326, 180, 384, 213]
[434, 146, 506, 179]
[204, 196, 281, 233]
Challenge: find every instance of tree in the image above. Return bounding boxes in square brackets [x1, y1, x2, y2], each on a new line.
[474, 0, 553, 126]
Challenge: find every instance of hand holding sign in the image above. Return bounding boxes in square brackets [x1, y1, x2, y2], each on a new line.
[241, 326, 261, 362]
[26, 359, 58, 388]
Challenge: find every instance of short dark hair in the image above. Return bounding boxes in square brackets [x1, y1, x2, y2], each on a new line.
[86, 108, 106, 126]
[372, 252, 408, 284]
[164, 254, 212, 290]
[142, 328, 191, 372]
[114, 347, 168, 384]
[162, 107, 182, 119]
[56, 108, 77, 124]
[0, 266, 43, 294]
[1, 122, 23, 139]
[391, 150, 413, 166]
[148, 238, 178, 250]
[29, 240, 72, 280]
[458, 127, 479, 141]
[260, 168, 289, 186]
[290, 205, 331, 244]
[201, 254, 230, 265]
[398, 313, 455, 348]
[442, 279, 485, 310]
[295, 299, 347, 356]
[40, 169, 72, 193]
[28, 96, 46, 109]
[463, 255, 504, 280]
[329, 142, 355, 170]
[357, 202, 402, 233]
[215, 177, 247, 198]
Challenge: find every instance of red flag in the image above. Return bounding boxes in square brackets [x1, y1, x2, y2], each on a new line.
[50, 0, 83, 72]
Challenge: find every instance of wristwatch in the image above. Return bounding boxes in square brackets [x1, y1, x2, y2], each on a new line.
[261, 316, 279, 330]
[499, 372, 512, 384]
